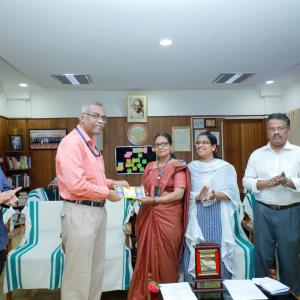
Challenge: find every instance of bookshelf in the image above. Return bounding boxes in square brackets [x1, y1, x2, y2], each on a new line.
[4, 151, 32, 210]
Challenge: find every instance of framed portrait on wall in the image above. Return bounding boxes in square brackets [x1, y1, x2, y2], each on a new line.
[172, 126, 191, 152]
[193, 118, 205, 129]
[205, 118, 216, 128]
[127, 95, 147, 123]
[9, 134, 23, 151]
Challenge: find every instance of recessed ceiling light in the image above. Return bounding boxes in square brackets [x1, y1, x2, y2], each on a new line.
[265, 80, 274, 85]
[18, 83, 28, 87]
[160, 39, 173, 46]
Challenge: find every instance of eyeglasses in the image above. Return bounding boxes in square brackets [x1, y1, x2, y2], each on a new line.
[153, 142, 170, 149]
[267, 126, 287, 133]
[84, 113, 108, 123]
[194, 140, 211, 146]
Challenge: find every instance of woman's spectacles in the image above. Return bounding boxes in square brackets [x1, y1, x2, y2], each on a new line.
[84, 113, 108, 123]
[153, 142, 169, 149]
[194, 140, 211, 146]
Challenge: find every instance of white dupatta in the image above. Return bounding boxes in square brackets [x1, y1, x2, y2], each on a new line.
[185, 159, 244, 278]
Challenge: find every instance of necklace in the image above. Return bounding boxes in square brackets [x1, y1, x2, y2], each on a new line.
[76, 127, 101, 157]
[154, 156, 172, 197]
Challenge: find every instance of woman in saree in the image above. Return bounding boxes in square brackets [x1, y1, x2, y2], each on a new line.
[182, 131, 254, 282]
[128, 132, 190, 300]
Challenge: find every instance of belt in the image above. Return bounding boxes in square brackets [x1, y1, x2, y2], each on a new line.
[258, 201, 300, 210]
[64, 199, 106, 207]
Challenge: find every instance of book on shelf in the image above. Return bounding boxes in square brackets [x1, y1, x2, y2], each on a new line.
[7, 173, 30, 188]
[5, 155, 31, 170]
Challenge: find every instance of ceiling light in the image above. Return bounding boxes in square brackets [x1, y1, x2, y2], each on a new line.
[64, 74, 80, 85]
[18, 83, 28, 87]
[265, 80, 274, 85]
[160, 39, 173, 46]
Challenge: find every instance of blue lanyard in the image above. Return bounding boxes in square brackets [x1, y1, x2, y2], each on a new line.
[76, 127, 100, 157]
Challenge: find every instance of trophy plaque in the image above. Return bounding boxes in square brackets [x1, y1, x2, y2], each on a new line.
[194, 243, 224, 292]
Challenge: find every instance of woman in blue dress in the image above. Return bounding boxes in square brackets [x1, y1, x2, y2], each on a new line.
[182, 131, 254, 282]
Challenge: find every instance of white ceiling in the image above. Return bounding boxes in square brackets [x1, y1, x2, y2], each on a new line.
[1, 0, 300, 92]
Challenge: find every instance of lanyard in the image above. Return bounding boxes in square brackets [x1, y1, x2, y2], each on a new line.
[157, 156, 172, 180]
[76, 127, 100, 157]
[154, 157, 172, 196]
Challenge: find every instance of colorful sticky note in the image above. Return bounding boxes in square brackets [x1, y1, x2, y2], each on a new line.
[127, 169, 132, 173]
[135, 158, 140, 163]
[140, 167, 144, 172]
[132, 148, 139, 153]
[138, 153, 143, 158]
[137, 163, 142, 168]
[116, 166, 124, 171]
[118, 162, 124, 167]
[142, 159, 147, 164]
[126, 159, 131, 164]
[143, 147, 148, 153]
[133, 166, 137, 171]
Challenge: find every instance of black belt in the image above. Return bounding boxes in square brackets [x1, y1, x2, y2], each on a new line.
[64, 199, 106, 207]
[258, 201, 300, 210]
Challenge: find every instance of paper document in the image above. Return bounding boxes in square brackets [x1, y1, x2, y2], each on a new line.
[160, 282, 197, 300]
[114, 185, 145, 199]
[223, 280, 267, 300]
[252, 277, 289, 295]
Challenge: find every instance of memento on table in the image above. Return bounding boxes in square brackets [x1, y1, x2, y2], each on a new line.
[194, 243, 224, 292]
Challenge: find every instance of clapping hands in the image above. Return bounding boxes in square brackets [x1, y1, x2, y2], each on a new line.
[195, 186, 216, 203]
[268, 172, 293, 188]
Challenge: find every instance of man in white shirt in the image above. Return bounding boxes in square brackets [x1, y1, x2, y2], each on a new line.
[243, 113, 300, 297]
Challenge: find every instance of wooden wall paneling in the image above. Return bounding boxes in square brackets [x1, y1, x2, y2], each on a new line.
[5, 116, 267, 194]
[0, 117, 8, 153]
[103, 116, 192, 187]
[27, 118, 78, 189]
[7, 119, 28, 150]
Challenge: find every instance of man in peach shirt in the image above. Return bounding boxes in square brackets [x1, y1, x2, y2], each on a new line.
[56, 101, 128, 300]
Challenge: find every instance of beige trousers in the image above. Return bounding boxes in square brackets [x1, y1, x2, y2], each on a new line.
[61, 201, 107, 300]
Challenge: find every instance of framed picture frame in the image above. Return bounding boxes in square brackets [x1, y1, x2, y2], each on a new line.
[127, 95, 147, 123]
[9, 134, 23, 151]
[193, 118, 205, 129]
[29, 129, 67, 150]
[205, 118, 216, 128]
[195, 243, 221, 279]
[172, 126, 191, 152]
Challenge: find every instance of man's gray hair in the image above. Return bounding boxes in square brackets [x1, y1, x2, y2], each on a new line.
[81, 101, 104, 114]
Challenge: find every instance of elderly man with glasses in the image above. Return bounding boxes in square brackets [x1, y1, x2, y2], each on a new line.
[56, 101, 129, 300]
[243, 113, 300, 297]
